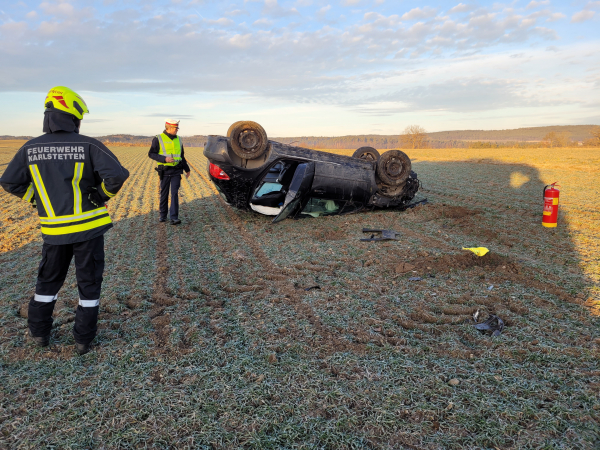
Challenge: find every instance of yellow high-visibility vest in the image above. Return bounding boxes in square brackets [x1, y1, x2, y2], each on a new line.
[156, 133, 182, 167]
[29, 163, 112, 236]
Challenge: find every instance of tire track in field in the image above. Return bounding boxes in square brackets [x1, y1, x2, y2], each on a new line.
[182, 164, 273, 349]
[101, 155, 165, 344]
[142, 162, 177, 348]
[175, 166, 275, 354]
[188, 160, 367, 355]
[156, 164, 269, 353]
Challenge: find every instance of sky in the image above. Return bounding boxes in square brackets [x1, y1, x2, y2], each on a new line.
[0, 0, 599, 137]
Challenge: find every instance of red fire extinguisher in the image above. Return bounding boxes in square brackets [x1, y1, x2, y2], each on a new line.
[542, 182, 559, 228]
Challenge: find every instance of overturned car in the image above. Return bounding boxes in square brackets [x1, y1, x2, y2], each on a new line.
[203, 121, 420, 223]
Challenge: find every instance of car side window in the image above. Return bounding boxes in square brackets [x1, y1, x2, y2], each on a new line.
[255, 182, 283, 197]
[300, 198, 344, 217]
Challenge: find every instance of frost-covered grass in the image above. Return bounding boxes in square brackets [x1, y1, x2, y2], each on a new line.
[0, 144, 598, 449]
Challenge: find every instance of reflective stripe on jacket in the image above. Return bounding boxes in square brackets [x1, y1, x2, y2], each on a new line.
[156, 133, 182, 167]
[0, 133, 129, 245]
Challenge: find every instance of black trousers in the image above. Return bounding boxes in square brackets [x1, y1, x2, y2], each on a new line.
[29, 235, 105, 344]
[160, 174, 181, 220]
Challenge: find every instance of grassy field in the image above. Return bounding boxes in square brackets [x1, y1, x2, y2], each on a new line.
[0, 140, 599, 449]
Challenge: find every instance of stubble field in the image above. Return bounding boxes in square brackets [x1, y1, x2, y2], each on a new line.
[0, 140, 599, 449]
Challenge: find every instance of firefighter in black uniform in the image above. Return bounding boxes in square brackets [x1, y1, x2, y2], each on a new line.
[148, 119, 191, 225]
[0, 86, 129, 355]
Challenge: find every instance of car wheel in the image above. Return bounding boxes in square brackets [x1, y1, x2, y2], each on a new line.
[352, 146, 380, 162]
[228, 121, 268, 160]
[376, 150, 411, 186]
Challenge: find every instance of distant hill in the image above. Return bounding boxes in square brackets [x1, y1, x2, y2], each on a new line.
[2, 125, 597, 148]
[0, 135, 34, 141]
[98, 134, 208, 147]
[274, 125, 598, 149]
[426, 125, 595, 142]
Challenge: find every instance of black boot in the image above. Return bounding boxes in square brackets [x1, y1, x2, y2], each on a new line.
[75, 342, 91, 355]
[28, 329, 49, 347]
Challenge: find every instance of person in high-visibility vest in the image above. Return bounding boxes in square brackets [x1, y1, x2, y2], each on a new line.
[148, 119, 191, 225]
[0, 86, 130, 355]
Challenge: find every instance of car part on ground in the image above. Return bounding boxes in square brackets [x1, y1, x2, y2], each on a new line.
[304, 285, 321, 291]
[227, 121, 269, 160]
[462, 247, 490, 257]
[352, 146, 380, 162]
[404, 198, 428, 209]
[360, 228, 401, 241]
[474, 314, 505, 336]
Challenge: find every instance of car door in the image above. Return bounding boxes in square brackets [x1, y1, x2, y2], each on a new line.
[272, 162, 315, 223]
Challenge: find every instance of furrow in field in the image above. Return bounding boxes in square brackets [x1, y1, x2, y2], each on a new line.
[147, 158, 270, 355]
[149, 167, 173, 348]
[103, 153, 158, 311]
[183, 160, 285, 349]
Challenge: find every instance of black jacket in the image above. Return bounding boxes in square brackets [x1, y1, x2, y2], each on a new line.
[148, 131, 190, 175]
[0, 110, 130, 245]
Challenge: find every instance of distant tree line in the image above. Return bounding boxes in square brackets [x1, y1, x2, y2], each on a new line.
[3, 126, 599, 148]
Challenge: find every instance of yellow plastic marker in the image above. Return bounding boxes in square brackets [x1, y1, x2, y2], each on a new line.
[462, 247, 489, 257]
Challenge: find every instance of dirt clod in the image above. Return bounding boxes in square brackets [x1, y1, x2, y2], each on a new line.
[19, 303, 28, 318]
[395, 263, 415, 274]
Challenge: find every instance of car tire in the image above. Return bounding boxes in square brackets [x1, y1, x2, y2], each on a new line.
[352, 146, 380, 162]
[228, 121, 268, 160]
[226, 121, 244, 138]
[376, 150, 411, 186]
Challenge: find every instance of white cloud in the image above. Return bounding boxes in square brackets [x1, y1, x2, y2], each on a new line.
[208, 17, 234, 25]
[546, 12, 566, 22]
[401, 7, 437, 21]
[316, 5, 331, 18]
[26, 10, 37, 19]
[262, 0, 300, 17]
[253, 17, 273, 26]
[448, 3, 472, 14]
[526, 0, 550, 9]
[571, 10, 595, 23]
[225, 9, 246, 16]
[341, 0, 361, 6]
[227, 32, 254, 48]
[40, 1, 74, 17]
